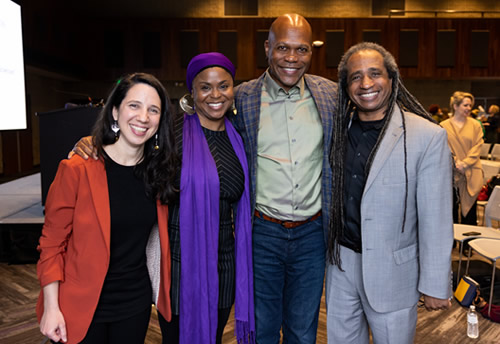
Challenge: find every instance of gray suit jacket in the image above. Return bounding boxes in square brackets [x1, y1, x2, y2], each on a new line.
[360, 106, 453, 313]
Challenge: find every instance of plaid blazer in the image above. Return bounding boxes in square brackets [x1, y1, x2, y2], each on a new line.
[232, 73, 337, 239]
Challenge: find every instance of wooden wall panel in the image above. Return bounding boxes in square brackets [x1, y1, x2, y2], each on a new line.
[372, 0, 405, 16]
[436, 30, 456, 68]
[179, 30, 199, 68]
[21, 17, 500, 82]
[1, 132, 20, 176]
[363, 30, 382, 44]
[325, 30, 345, 68]
[399, 30, 419, 67]
[256, 30, 269, 69]
[143, 32, 162, 69]
[218, 31, 238, 68]
[470, 30, 489, 68]
[103, 31, 124, 68]
[224, 0, 258, 16]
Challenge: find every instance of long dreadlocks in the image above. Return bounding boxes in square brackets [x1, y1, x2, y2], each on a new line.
[328, 42, 437, 268]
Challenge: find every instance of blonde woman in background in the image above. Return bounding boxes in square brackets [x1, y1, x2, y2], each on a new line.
[441, 91, 484, 225]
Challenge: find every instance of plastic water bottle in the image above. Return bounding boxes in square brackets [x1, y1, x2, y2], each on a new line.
[467, 305, 479, 339]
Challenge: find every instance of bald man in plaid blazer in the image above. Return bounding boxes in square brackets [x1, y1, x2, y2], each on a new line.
[231, 13, 337, 344]
[233, 73, 336, 239]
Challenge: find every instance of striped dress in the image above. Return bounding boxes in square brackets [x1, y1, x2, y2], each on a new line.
[169, 114, 244, 314]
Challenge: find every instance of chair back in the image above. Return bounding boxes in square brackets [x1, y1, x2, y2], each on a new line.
[485, 186, 500, 227]
[480, 143, 492, 159]
[490, 144, 500, 161]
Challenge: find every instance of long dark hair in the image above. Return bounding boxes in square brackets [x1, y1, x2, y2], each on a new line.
[328, 42, 435, 268]
[92, 72, 177, 204]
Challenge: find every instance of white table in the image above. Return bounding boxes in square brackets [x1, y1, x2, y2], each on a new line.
[453, 224, 500, 285]
[481, 159, 500, 183]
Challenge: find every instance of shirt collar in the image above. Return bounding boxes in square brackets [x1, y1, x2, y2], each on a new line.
[351, 110, 387, 131]
[263, 69, 305, 100]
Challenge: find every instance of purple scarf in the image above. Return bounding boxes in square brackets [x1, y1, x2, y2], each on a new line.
[179, 113, 255, 344]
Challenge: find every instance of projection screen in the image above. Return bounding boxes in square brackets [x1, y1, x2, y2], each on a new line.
[0, 0, 27, 130]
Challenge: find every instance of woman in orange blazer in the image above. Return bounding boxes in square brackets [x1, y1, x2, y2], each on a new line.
[36, 73, 177, 344]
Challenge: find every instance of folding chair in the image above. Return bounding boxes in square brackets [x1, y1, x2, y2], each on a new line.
[481, 142, 492, 159]
[467, 238, 500, 317]
[454, 224, 500, 285]
[485, 186, 500, 227]
[491, 144, 500, 161]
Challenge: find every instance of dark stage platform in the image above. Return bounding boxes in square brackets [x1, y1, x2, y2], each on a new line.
[0, 173, 44, 263]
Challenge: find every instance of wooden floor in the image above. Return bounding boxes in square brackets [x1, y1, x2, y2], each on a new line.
[1, 251, 499, 344]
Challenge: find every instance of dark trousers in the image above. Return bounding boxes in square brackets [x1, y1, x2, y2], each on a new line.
[158, 307, 232, 344]
[51, 307, 151, 344]
[453, 192, 478, 225]
[252, 215, 325, 344]
[453, 192, 478, 252]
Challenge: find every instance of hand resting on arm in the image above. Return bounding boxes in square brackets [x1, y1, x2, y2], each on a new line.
[67, 136, 98, 160]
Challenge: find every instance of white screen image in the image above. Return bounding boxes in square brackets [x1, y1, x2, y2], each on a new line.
[0, 0, 26, 130]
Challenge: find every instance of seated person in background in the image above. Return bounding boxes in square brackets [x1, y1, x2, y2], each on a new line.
[471, 109, 486, 139]
[441, 107, 450, 122]
[428, 103, 443, 123]
[37, 73, 176, 344]
[485, 104, 500, 143]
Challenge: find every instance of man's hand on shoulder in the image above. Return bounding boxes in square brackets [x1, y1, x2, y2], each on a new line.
[423, 294, 451, 311]
[68, 136, 98, 160]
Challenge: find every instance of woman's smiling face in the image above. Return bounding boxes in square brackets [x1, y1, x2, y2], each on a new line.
[191, 67, 234, 130]
[112, 82, 161, 149]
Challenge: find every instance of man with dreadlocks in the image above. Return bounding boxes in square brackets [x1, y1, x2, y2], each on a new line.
[326, 42, 453, 343]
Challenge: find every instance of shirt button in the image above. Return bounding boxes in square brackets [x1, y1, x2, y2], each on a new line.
[349, 196, 353, 200]
[289, 116, 294, 120]
[357, 152, 361, 157]
[294, 161, 298, 165]
[295, 184, 299, 188]
[292, 138, 296, 143]
[353, 174, 357, 179]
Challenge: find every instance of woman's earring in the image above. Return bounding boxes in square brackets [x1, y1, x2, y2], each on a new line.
[232, 101, 237, 115]
[154, 133, 159, 150]
[179, 94, 195, 115]
[111, 120, 120, 140]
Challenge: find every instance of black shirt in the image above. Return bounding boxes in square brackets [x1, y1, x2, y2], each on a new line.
[340, 112, 385, 253]
[93, 156, 156, 322]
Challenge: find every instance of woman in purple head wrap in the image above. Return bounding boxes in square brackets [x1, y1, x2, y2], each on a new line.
[156, 52, 255, 344]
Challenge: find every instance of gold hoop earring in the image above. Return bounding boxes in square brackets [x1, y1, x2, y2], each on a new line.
[179, 94, 195, 115]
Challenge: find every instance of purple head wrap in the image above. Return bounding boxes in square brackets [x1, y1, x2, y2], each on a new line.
[186, 52, 236, 92]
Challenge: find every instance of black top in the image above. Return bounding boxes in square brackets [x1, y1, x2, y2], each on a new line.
[341, 113, 385, 253]
[485, 113, 499, 142]
[168, 115, 245, 314]
[93, 155, 156, 322]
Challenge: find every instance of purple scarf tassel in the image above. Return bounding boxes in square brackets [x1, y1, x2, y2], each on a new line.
[180, 114, 255, 344]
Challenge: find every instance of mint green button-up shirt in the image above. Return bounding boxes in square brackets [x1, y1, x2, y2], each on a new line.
[255, 71, 323, 221]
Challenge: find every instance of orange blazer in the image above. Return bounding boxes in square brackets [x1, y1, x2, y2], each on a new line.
[36, 156, 171, 344]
